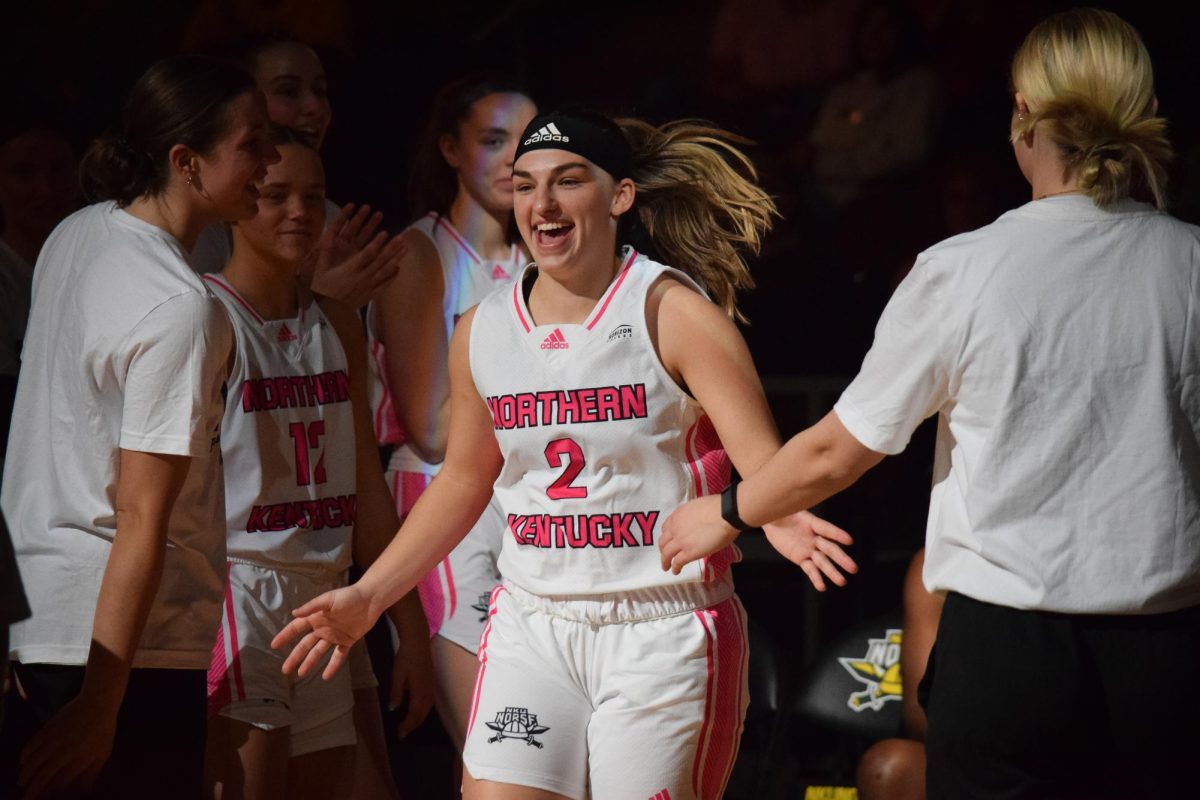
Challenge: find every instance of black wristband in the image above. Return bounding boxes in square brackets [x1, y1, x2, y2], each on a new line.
[720, 479, 753, 532]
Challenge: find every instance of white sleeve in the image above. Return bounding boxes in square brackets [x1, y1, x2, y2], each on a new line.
[833, 252, 952, 454]
[119, 292, 232, 456]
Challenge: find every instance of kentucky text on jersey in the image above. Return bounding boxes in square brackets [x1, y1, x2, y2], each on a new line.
[507, 511, 660, 549]
[486, 384, 648, 430]
[246, 494, 357, 533]
[241, 370, 351, 413]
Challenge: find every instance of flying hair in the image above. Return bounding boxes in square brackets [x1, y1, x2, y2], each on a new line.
[617, 118, 777, 321]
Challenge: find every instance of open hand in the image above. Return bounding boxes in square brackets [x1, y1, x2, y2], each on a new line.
[308, 203, 406, 308]
[763, 510, 857, 591]
[271, 583, 379, 680]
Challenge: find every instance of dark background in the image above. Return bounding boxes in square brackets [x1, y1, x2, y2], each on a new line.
[8, 0, 1198, 795]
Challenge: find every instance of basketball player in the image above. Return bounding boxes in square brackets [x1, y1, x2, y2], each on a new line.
[204, 128, 431, 800]
[276, 109, 856, 800]
[367, 75, 536, 755]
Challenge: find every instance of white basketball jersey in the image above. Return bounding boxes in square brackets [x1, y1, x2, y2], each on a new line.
[468, 249, 741, 596]
[368, 212, 526, 469]
[205, 275, 356, 576]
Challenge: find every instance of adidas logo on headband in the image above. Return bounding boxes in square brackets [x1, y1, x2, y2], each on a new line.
[523, 122, 570, 146]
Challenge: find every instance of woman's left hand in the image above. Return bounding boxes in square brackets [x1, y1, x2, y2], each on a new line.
[763, 511, 857, 591]
[661, 500, 857, 591]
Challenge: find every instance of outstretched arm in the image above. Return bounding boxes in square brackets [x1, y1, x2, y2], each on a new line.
[272, 306, 501, 679]
[662, 409, 883, 574]
[322, 296, 436, 736]
[649, 278, 858, 588]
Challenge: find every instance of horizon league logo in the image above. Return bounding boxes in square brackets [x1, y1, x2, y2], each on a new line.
[523, 122, 570, 146]
[838, 628, 903, 712]
[606, 324, 633, 342]
[487, 706, 550, 748]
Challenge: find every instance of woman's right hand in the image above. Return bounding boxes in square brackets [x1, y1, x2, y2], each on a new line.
[308, 203, 406, 308]
[271, 582, 381, 680]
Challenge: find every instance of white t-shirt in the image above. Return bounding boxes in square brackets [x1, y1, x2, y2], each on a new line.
[835, 195, 1200, 614]
[469, 250, 740, 596]
[2, 202, 232, 668]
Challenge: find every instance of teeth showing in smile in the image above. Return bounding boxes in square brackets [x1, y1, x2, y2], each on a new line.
[536, 222, 572, 232]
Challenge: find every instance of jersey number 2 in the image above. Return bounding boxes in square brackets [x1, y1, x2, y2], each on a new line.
[289, 421, 327, 486]
[545, 438, 587, 500]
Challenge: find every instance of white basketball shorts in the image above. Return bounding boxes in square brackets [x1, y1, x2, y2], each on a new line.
[387, 469, 504, 654]
[208, 561, 357, 757]
[462, 581, 749, 800]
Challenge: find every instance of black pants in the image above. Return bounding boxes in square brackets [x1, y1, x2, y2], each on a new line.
[0, 663, 206, 799]
[921, 592, 1200, 800]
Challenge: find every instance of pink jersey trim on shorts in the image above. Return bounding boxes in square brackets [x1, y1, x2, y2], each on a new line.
[467, 584, 506, 737]
[209, 562, 247, 713]
[691, 599, 748, 799]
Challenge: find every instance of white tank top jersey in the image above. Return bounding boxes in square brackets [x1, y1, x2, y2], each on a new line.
[469, 248, 740, 596]
[368, 212, 526, 471]
[204, 275, 357, 577]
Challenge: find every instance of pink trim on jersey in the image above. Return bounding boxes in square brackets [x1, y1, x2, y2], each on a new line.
[691, 600, 748, 799]
[585, 249, 638, 330]
[203, 274, 265, 325]
[512, 281, 531, 332]
[685, 415, 735, 581]
[467, 584, 506, 738]
[371, 339, 405, 446]
[432, 213, 482, 265]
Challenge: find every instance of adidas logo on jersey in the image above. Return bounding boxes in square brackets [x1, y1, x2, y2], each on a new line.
[277, 323, 298, 343]
[540, 328, 569, 350]
[491, 264, 510, 281]
[523, 122, 570, 146]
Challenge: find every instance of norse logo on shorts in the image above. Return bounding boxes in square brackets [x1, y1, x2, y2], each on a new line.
[472, 593, 491, 622]
[606, 324, 633, 343]
[486, 706, 550, 748]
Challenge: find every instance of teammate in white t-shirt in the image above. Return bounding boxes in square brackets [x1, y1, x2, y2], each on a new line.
[367, 76, 536, 759]
[665, 10, 1200, 799]
[1, 56, 276, 799]
[203, 129, 432, 800]
[276, 109, 856, 800]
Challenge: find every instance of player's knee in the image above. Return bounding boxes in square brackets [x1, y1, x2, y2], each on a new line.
[856, 738, 926, 800]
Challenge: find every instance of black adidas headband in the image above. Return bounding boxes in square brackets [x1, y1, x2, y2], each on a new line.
[513, 111, 632, 181]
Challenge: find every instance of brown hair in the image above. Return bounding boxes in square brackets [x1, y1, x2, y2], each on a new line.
[80, 55, 255, 205]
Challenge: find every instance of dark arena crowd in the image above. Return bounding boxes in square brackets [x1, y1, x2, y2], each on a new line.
[2, 1, 1199, 799]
